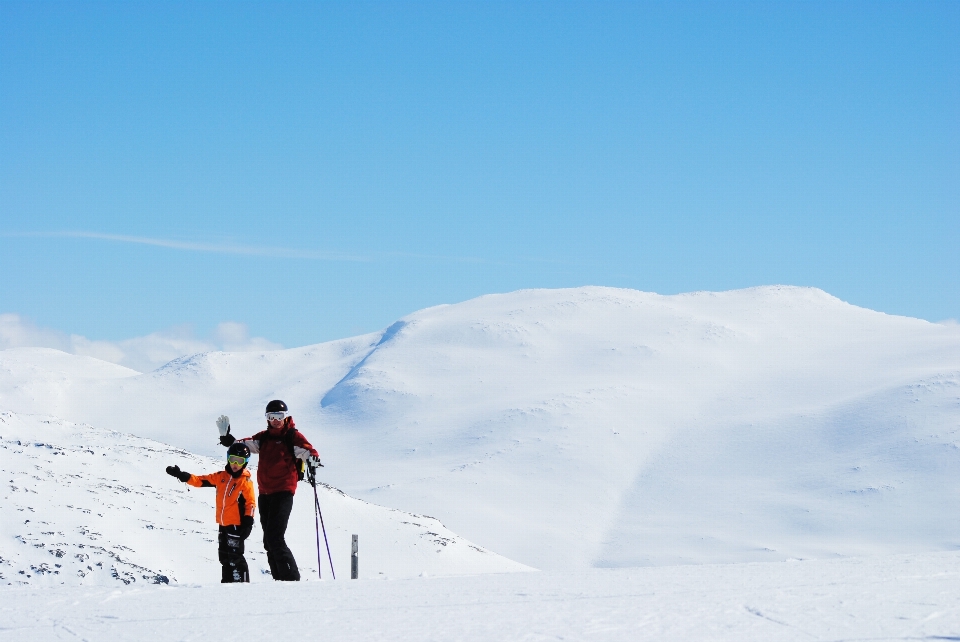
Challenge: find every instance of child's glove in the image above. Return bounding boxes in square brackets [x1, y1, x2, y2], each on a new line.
[219, 433, 236, 447]
[239, 515, 254, 540]
[165, 465, 191, 483]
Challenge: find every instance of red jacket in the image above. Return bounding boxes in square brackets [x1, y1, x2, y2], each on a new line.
[239, 418, 318, 495]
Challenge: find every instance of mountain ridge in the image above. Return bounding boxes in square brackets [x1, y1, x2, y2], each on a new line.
[2, 285, 959, 570]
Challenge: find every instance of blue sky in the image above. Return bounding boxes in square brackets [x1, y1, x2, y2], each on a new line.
[1, 1, 958, 354]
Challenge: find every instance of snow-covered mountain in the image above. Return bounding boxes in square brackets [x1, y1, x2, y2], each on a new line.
[2, 286, 959, 572]
[0, 411, 529, 586]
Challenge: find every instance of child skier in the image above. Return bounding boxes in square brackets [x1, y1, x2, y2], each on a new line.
[165, 442, 257, 583]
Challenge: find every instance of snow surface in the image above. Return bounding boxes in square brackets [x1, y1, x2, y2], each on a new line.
[2, 286, 958, 572]
[3, 552, 960, 641]
[4, 285, 960, 639]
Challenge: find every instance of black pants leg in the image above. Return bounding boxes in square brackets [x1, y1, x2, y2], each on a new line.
[218, 525, 249, 583]
[259, 492, 300, 581]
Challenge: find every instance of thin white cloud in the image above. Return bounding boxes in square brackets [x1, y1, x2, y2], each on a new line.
[0, 314, 282, 373]
[6, 231, 369, 262]
[3, 230, 522, 266]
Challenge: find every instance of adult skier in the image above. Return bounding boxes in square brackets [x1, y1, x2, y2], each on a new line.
[165, 442, 256, 583]
[218, 400, 320, 581]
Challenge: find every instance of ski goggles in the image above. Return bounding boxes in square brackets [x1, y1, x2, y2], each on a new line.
[265, 411, 286, 421]
[227, 455, 248, 465]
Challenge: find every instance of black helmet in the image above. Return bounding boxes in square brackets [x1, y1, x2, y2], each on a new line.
[265, 399, 288, 413]
[227, 442, 251, 461]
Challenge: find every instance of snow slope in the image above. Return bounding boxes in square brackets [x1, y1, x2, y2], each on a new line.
[2, 286, 959, 571]
[3, 551, 960, 642]
[0, 411, 529, 586]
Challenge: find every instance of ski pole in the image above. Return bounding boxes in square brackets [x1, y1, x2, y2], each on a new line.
[308, 462, 336, 579]
[310, 467, 323, 579]
[316, 490, 336, 579]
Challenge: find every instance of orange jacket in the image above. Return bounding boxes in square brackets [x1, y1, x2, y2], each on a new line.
[187, 468, 256, 526]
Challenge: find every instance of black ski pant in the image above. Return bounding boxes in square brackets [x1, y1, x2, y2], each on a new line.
[259, 491, 300, 581]
[218, 525, 249, 583]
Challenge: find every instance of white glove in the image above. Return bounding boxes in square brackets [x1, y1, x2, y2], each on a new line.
[216, 415, 231, 436]
[307, 455, 322, 468]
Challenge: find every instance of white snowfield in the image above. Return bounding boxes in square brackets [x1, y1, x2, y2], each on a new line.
[2, 285, 960, 640]
[2, 286, 958, 571]
[2, 552, 960, 641]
